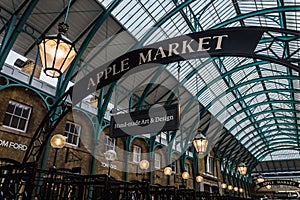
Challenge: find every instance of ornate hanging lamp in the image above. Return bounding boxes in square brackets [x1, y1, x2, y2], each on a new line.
[193, 131, 208, 154]
[38, 22, 77, 78]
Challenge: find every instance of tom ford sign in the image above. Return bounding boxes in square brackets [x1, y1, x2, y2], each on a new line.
[72, 27, 265, 104]
[0, 139, 27, 151]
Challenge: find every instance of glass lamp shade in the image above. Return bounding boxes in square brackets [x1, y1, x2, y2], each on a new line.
[238, 163, 247, 175]
[164, 167, 172, 176]
[182, 171, 189, 180]
[104, 150, 117, 162]
[196, 175, 203, 183]
[239, 188, 244, 193]
[234, 187, 238, 192]
[221, 183, 227, 189]
[139, 160, 150, 170]
[257, 175, 265, 183]
[38, 30, 76, 78]
[228, 185, 233, 190]
[266, 185, 271, 190]
[193, 133, 208, 154]
[50, 134, 66, 149]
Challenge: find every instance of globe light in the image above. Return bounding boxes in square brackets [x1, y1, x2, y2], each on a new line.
[50, 134, 66, 149]
[164, 167, 172, 176]
[182, 171, 189, 180]
[104, 150, 117, 162]
[228, 185, 233, 190]
[50, 134, 66, 168]
[139, 160, 150, 170]
[221, 183, 227, 189]
[234, 187, 238, 192]
[239, 188, 244, 193]
[196, 175, 203, 183]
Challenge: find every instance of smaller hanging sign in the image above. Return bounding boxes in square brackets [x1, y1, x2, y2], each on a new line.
[109, 104, 180, 138]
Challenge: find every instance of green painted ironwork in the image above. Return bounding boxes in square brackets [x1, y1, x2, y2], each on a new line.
[0, 0, 39, 71]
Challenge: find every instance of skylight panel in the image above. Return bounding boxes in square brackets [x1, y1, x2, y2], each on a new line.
[215, 1, 236, 22]
[97, 0, 113, 8]
[249, 94, 267, 106]
[268, 92, 289, 101]
[199, 88, 216, 107]
[143, 28, 167, 45]
[134, 19, 155, 40]
[126, 6, 151, 32]
[231, 66, 257, 84]
[114, 1, 138, 22]
[263, 150, 300, 161]
[210, 101, 225, 117]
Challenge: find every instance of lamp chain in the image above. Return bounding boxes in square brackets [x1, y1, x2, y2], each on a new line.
[64, 0, 72, 25]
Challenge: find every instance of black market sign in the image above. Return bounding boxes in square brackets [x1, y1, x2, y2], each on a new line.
[259, 180, 300, 188]
[109, 104, 180, 138]
[72, 27, 272, 105]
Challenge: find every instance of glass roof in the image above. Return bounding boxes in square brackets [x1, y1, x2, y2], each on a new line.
[96, 0, 300, 162]
[2, 0, 300, 171]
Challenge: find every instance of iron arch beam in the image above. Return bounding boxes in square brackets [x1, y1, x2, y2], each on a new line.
[244, 127, 299, 151]
[244, 131, 298, 152]
[0, 82, 53, 111]
[228, 110, 300, 134]
[204, 88, 300, 151]
[222, 99, 300, 126]
[59, 0, 123, 95]
[23, 1, 122, 164]
[230, 115, 300, 146]
[0, 0, 39, 70]
[211, 6, 300, 29]
[256, 146, 300, 161]
[22, 89, 72, 163]
[223, 120, 300, 158]
[251, 141, 298, 158]
[203, 75, 300, 115]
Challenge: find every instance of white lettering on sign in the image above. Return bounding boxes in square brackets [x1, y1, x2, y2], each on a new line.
[0, 139, 27, 151]
[101, 162, 117, 170]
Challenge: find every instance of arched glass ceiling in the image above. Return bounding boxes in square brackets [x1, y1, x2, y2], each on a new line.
[97, 0, 300, 162]
[1, 0, 300, 167]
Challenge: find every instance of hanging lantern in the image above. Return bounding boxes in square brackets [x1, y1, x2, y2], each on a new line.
[38, 23, 77, 78]
[257, 175, 265, 183]
[193, 132, 208, 154]
[221, 183, 227, 189]
[237, 162, 247, 175]
[164, 167, 172, 176]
